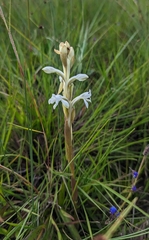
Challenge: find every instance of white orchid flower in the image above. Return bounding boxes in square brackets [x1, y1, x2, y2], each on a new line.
[68, 74, 89, 85]
[42, 66, 64, 79]
[43, 41, 91, 114]
[48, 90, 91, 110]
[71, 90, 91, 108]
[48, 94, 69, 109]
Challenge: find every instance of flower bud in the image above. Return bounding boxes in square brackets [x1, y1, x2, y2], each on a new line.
[54, 41, 75, 71]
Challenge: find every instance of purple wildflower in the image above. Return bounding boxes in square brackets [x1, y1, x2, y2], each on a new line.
[131, 185, 137, 192]
[110, 206, 117, 215]
[132, 171, 138, 178]
[129, 168, 138, 178]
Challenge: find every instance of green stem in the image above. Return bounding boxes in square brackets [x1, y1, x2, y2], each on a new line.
[105, 197, 138, 239]
[120, 155, 147, 210]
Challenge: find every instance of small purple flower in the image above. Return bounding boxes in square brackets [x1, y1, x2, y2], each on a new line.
[132, 171, 138, 178]
[129, 168, 138, 178]
[110, 206, 117, 215]
[131, 185, 137, 192]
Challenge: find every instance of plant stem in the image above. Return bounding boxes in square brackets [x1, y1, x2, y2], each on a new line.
[64, 118, 78, 203]
[120, 154, 147, 210]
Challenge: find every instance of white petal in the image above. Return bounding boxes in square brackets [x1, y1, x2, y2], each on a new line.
[42, 66, 64, 79]
[75, 74, 89, 81]
[53, 102, 58, 109]
[77, 89, 91, 99]
[48, 98, 55, 105]
[42, 66, 57, 73]
[83, 99, 89, 108]
[71, 90, 91, 108]
[59, 76, 63, 82]
[61, 99, 69, 108]
[68, 74, 89, 85]
[48, 94, 69, 109]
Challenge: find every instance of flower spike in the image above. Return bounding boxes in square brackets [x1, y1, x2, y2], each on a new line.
[43, 40, 91, 204]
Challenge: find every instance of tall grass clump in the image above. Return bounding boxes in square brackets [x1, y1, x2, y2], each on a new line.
[1, 0, 149, 239]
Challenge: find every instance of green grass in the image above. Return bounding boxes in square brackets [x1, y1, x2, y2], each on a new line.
[1, 0, 149, 239]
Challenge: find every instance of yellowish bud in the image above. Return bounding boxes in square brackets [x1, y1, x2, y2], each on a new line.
[54, 41, 75, 70]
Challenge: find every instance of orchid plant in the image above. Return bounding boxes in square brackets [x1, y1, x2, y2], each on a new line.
[42, 41, 91, 203]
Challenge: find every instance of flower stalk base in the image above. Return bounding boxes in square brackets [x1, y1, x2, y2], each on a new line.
[64, 118, 78, 203]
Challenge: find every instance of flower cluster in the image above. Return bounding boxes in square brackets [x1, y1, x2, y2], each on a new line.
[47, 90, 91, 110]
[42, 41, 91, 121]
[129, 168, 138, 192]
[131, 145, 149, 192]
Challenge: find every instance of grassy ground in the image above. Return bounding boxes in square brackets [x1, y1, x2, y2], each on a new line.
[1, 0, 149, 239]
